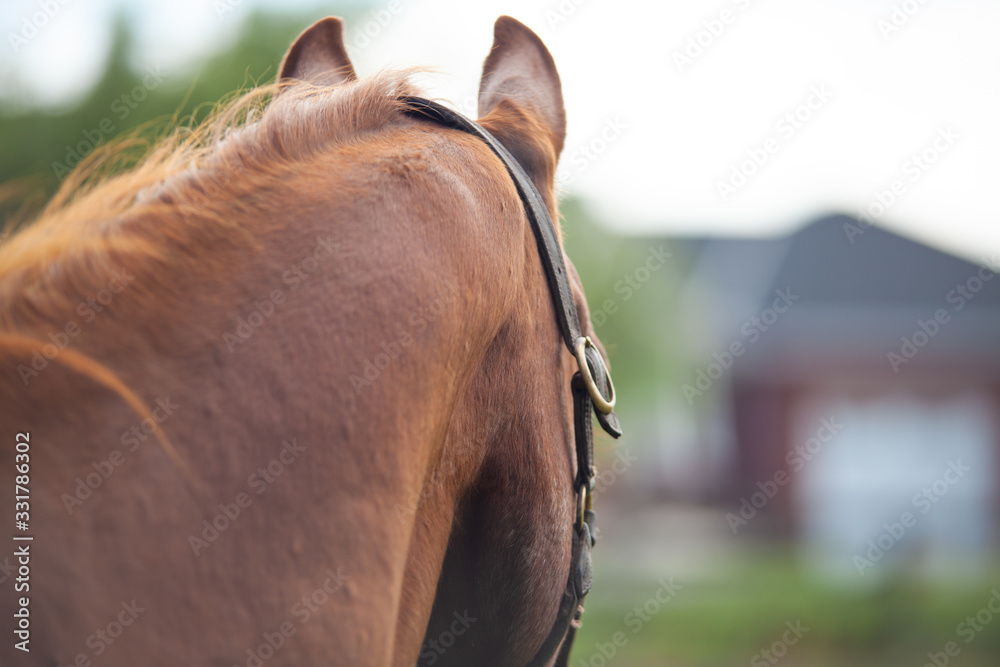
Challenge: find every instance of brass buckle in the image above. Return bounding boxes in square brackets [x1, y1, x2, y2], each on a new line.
[577, 485, 588, 527]
[573, 336, 616, 414]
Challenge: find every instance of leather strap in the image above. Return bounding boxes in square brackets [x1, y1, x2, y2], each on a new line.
[401, 97, 622, 667]
[572, 374, 596, 494]
[402, 98, 622, 444]
[525, 508, 594, 667]
[401, 97, 583, 350]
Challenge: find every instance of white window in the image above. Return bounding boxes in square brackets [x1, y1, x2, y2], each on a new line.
[791, 393, 997, 582]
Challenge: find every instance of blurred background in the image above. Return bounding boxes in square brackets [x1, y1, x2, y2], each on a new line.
[3, 0, 1000, 665]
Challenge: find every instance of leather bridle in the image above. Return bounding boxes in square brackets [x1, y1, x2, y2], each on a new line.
[402, 98, 623, 667]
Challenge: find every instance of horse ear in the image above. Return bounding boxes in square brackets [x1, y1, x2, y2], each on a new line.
[278, 17, 357, 86]
[478, 16, 566, 193]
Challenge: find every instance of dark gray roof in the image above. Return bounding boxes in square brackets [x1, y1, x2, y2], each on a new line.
[768, 214, 1000, 308]
[680, 214, 1000, 380]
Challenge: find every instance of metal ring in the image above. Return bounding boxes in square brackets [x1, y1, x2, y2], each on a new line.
[577, 486, 588, 527]
[573, 336, 616, 414]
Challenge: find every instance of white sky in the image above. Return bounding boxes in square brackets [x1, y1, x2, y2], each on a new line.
[3, 0, 999, 259]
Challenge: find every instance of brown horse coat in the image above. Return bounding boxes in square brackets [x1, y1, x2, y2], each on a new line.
[0, 16, 606, 667]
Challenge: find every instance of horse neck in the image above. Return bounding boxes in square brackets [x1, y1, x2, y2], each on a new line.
[408, 217, 577, 664]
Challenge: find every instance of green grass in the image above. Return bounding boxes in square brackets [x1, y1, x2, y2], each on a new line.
[570, 555, 1000, 666]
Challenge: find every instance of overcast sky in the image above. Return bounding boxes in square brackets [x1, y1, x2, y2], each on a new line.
[3, 0, 999, 260]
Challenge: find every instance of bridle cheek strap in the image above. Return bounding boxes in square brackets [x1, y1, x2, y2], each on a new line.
[401, 97, 623, 667]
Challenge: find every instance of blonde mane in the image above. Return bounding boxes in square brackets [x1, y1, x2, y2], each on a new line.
[0, 70, 421, 334]
[0, 71, 422, 475]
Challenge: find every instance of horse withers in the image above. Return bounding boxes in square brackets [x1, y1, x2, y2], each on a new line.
[0, 15, 618, 666]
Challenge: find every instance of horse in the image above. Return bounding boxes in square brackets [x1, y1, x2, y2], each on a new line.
[0, 15, 619, 666]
